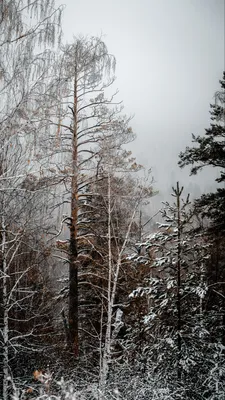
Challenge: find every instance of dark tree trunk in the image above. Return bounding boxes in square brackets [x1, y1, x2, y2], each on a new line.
[68, 69, 79, 357]
[175, 182, 183, 379]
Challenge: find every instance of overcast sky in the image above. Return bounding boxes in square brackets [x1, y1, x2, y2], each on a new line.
[57, 0, 224, 192]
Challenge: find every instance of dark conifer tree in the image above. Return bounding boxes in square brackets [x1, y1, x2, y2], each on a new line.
[179, 72, 225, 234]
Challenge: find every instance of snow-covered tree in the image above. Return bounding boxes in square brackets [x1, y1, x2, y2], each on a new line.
[179, 72, 225, 234]
[128, 184, 222, 397]
[0, 2, 63, 398]
[0, 140, 59, 399]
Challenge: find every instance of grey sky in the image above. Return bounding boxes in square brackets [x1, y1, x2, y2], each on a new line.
[57, 0, 224, 190]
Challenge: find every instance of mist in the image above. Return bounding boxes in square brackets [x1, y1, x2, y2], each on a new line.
[56, 0, 224, 196]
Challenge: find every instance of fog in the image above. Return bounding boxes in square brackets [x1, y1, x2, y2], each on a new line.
[56, 0, 224, 196]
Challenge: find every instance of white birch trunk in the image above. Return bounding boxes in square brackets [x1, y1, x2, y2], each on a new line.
[99, 175, 142, 398]
[99, 172, 112, 398]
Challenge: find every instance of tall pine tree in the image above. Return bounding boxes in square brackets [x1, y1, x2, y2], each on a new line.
[179, 72, 225, 234]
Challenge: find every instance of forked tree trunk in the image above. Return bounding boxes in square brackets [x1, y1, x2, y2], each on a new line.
[99, 174, 141, 397]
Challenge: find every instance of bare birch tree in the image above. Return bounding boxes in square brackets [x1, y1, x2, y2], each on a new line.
[0, 137, 58, 398]
[91, 141, 153, 397]
[0, 2, 63, 398]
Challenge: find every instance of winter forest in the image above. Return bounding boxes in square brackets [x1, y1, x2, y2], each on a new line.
[0, 1, 225, 399]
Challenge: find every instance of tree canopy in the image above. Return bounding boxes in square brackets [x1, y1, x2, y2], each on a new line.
[179, 72, 225, 233]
